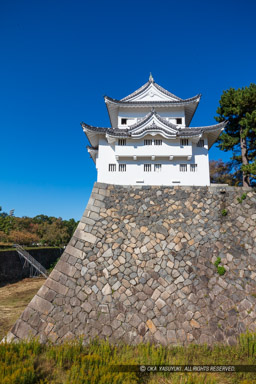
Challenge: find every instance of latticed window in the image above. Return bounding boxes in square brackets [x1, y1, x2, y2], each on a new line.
[197, 139, 204, 147]
[118, 139, 126, 146]
[144, 139, 152, 145]
[180, 139, 189, 146]
[154, 164, 162, 172]
[119, 164, 126, 172]
[180, 164, 187, 172]
[109, 164, 116, 172]
[190, 164, 197, 172]
[154, 139, 162, 145]
[144, 164, 151, 172]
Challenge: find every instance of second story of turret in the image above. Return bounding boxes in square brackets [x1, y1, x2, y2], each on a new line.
[104, 74, 201, 129]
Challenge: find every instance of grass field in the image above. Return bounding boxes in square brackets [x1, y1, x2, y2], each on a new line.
[0, 278, 255, 383]
[0, 277, 45, 340]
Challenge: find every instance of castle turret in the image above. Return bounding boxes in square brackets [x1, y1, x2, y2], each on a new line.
[82, 76, 225, 186]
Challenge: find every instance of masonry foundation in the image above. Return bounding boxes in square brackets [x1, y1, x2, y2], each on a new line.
[5, 183, 256, 345]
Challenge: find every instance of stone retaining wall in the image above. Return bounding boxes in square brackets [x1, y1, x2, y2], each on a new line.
[5, 183, 256, 345]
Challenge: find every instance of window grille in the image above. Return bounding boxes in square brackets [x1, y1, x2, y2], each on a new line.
[154, 139, 162, 145]
[118, 139, 126, 146]
[119, 164, 126, 172]
[179, 164, 187, 172]
[144, 164, 151, 172]
[197, 139, 204, 147]
[154, 164, 162, 172]
[144, 139, 152, 145]
[109, 164, 116, 172]
[121, 118, 127, 125]
[190, 164, 197, 172]
[180, 139, 188, 146]
[176, 118, 182, 124]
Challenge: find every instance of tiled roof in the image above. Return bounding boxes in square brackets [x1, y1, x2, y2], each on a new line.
[105, 94, 201, 106]
[81, 122, 130, 137]
[81, 120, 225, 139]
[120, 80, 182, 102]
[178, 122, 226, 137]
[81, 122, 108, 133]
[130, 124, 176, 137]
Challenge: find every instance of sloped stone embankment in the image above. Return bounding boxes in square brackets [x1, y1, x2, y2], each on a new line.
[5, 183, 256, 345]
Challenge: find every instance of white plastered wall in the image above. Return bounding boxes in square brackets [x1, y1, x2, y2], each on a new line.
[118, 107, 185, 128]
[96, 136, 210, 186]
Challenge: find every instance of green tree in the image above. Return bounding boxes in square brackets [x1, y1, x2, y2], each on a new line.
[209, 159, 241, 185]
[0, 206, 14, 234]
[215, 83, 256, 187]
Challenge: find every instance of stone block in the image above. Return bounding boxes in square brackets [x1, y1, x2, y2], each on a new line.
[29, 295, 54, 315]
[155, 298, 166, 310]
[45, 278, 69, 296]
[103, 249, 113, 257]
[91, 192, 105, 201]
[74, 230, 97, 244]
[102, 325, 112, 337]
[154, 330, 167, 345]
[102, 283, 112, 295]
[167, 330, 177, 343]
[12, 319, 37, 339]
[65, 245, 84, 260]
[130, 314, 141, 328]
[56, 260, 77, 277]
[146, 319, 156, 334]
[81, 217, 96, 226]
[190, 319, 200, 328]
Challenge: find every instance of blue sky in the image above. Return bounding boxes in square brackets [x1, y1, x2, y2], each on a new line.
[0, 0, 255, 220]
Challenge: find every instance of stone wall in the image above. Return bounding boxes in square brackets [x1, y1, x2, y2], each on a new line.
[5, 183, 256, 345]
[0, 248, 63, 285]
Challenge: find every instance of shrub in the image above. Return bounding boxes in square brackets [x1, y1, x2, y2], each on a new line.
[214, 257, 226, 275]
[217, 266, 226, 276]
[237, 193, 247, 203]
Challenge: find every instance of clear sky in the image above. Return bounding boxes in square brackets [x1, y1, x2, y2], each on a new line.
[0, 0, 255, 220]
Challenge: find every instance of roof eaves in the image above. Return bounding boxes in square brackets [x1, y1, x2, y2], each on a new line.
[104, 95, 201, 106]
[177, 121, 226, 137]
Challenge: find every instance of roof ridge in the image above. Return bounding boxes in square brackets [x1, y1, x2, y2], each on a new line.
[119, 79, 184, 102]
[120, 80, 182, 102]
[153, 82, 182, 101]
[120, 81, 150, 101]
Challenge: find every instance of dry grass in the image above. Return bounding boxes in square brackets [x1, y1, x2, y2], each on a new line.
[0, 278, 255, 383]
[0, 277, 46, 340]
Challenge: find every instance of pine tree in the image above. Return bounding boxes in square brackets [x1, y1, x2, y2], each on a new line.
[215, 83, 256, 187]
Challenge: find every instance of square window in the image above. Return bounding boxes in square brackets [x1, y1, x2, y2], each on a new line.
[180, 139, 189, 146]
[176, 118, 182, 124]
[144, 164, 151, 172]
[118, 139, 126, 146]
[119, 164, 126, 172]
[154, 164, 162, 172]
[179, 164, 187, 172]
[190, 164, 197, 172]
[121, 118, 127, 125]
[109, 164, 116, 172]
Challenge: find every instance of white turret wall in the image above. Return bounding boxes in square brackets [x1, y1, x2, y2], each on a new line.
[96, 137, 210, 186]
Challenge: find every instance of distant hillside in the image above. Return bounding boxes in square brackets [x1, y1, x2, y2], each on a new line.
[0, 207, 78, 248]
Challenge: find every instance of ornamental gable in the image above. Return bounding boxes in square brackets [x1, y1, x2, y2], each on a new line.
[125, 83, 179, 102]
